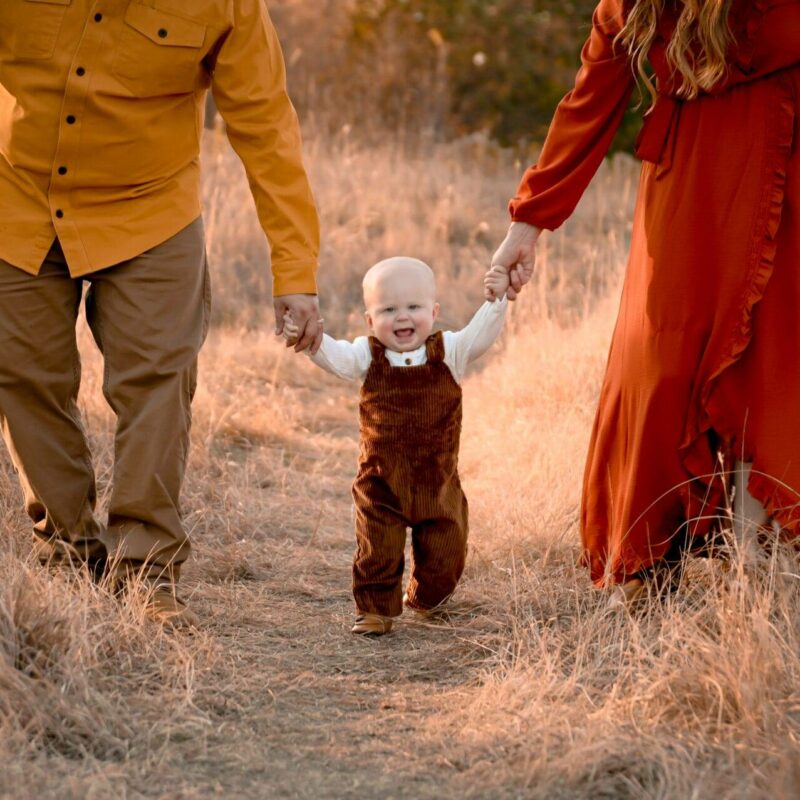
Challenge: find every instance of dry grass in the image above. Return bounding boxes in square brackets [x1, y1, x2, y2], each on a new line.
[0, 133, 797, 800]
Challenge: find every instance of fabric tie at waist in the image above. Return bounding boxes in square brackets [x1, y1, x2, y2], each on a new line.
[634, 94, 683, 176]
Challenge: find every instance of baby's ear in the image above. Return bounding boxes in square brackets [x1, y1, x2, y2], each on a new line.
[432, 302, 441, 321]
[363, 310, 374, 331]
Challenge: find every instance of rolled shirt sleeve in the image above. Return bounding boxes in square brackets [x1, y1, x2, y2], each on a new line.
[210, 0, 320, 296]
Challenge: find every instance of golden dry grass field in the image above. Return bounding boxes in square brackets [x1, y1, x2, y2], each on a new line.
[1, 129, 799, 799]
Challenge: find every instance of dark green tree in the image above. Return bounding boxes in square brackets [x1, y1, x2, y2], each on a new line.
[347, 0, 642, 151]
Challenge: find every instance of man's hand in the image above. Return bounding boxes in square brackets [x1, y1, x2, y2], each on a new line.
[273, 294, 323, 354]
[490, 221, 541, 301]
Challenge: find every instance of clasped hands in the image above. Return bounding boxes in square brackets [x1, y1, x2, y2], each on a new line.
[275, 222, 541, 349]
[484, 221, 541, 302]
[273, 294, 323, 354]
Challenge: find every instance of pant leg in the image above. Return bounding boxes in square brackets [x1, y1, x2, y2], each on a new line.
[84, 218, 209, 577]
[352, 471, 409, 617]
[0, 246, 105, 562]
[406, 475, 469, 611]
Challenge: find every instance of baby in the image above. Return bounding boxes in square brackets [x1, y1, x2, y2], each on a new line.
[284, 257, 510, 635]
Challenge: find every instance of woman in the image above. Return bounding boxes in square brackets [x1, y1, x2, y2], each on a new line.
[490, 0, 800, 602]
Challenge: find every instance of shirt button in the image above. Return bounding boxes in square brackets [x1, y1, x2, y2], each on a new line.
[405, 358, 412, 365]
[94, 12, 103, 22]
[158, 28, 168, 38]
[76, 67, 86, 76]
[55, 209, 64, 219]
[66, 115, 76, 124]
[57, 166, 67, 175]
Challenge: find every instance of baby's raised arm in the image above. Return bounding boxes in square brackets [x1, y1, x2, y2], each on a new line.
[444, 295, 508, 383]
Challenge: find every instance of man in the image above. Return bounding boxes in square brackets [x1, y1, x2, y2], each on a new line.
[0, 0, 322, 626]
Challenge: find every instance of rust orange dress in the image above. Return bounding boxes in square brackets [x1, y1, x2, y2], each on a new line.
[511, 0, 800, 585]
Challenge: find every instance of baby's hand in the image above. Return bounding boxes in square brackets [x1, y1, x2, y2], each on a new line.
[484, 264, 510, 302]
[281, 311, 300, 347]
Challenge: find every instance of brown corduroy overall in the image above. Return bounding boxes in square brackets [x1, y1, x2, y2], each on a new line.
[352, 332, 469, 617]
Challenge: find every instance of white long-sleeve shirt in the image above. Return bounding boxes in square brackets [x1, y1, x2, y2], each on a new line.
[309, 297, 508, 384]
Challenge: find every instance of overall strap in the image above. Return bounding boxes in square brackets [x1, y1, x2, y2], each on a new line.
[368, 335, 387, 363]
[425, 331, 446, 363]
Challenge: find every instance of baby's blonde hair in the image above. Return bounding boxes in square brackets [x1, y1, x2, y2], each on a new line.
[362, 257, 436, 306]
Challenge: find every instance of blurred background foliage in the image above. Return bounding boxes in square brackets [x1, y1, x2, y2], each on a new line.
[266, 0, 642, 153]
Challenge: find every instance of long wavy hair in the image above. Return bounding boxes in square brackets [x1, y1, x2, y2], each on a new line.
[617, 0, 734, 102]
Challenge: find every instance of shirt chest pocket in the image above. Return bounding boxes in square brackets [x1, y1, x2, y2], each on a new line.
[2, 0, 72, 60]
[112, 4, 207, 97]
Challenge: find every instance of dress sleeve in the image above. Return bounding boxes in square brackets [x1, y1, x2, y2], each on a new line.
[308, 335, 372, 382]
[443, 297, 508, 384]
[510, 0, 635, 231]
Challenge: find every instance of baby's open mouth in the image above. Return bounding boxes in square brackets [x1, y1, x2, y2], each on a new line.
[394, 328, 415, 339]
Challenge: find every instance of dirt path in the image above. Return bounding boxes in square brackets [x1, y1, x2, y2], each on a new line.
[172, 365, 507, 800]
[0, 334, 513, 800]
[0, 332, 516, 800]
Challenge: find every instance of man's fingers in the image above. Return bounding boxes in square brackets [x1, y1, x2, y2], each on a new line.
[293, 317, 323, 353]
[273, 294, 322, 352]
[311, 324, 324, 355]
[509, 267, 523, 292]
[294, 325, 314, 353]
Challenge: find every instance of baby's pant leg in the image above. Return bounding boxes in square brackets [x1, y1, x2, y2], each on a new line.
[352, 474, 408, 617]
[406, 482, 469, 611]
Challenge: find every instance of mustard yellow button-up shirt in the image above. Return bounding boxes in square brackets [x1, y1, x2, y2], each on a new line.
[0, 0, 319, 295]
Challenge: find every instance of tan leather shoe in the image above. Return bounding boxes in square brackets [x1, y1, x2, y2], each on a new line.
[607, 577, 646, 611]
[351, 612, 393, 635]
[144, 582, 199, 629]
[403, 591, 450, 618]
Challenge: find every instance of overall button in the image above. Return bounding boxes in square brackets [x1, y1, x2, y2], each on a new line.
[55, 209, 64, 219]
[66, 115, 76, 124]
[57, 166, 67, 175]
[94, 13, 103, 22]
[158, 28, 168, 38]
[76, 67, 86, 76]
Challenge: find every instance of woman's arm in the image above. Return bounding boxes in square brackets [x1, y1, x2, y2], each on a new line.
[510, 0, 635, 231]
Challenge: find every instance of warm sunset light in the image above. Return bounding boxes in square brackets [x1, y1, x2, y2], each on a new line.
[0, 1, 798, 798]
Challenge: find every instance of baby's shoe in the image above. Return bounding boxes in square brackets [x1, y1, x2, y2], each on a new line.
[351, 612, 393, 635]
[403, 591, 449, 618]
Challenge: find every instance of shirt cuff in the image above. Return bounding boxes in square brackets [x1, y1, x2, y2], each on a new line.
[272, 258, 319, 296]
[509, 194, 560, 231]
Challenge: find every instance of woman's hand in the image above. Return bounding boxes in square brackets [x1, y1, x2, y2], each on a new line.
[490, 221, 541, 300]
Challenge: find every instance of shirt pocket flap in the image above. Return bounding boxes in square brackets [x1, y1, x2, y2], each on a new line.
[123, 4, 206, 48]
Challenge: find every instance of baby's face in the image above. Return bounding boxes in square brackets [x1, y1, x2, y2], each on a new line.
[364, 266, 440, 352]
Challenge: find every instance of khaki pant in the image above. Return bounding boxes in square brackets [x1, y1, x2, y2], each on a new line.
[0, 218, 209, 578]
